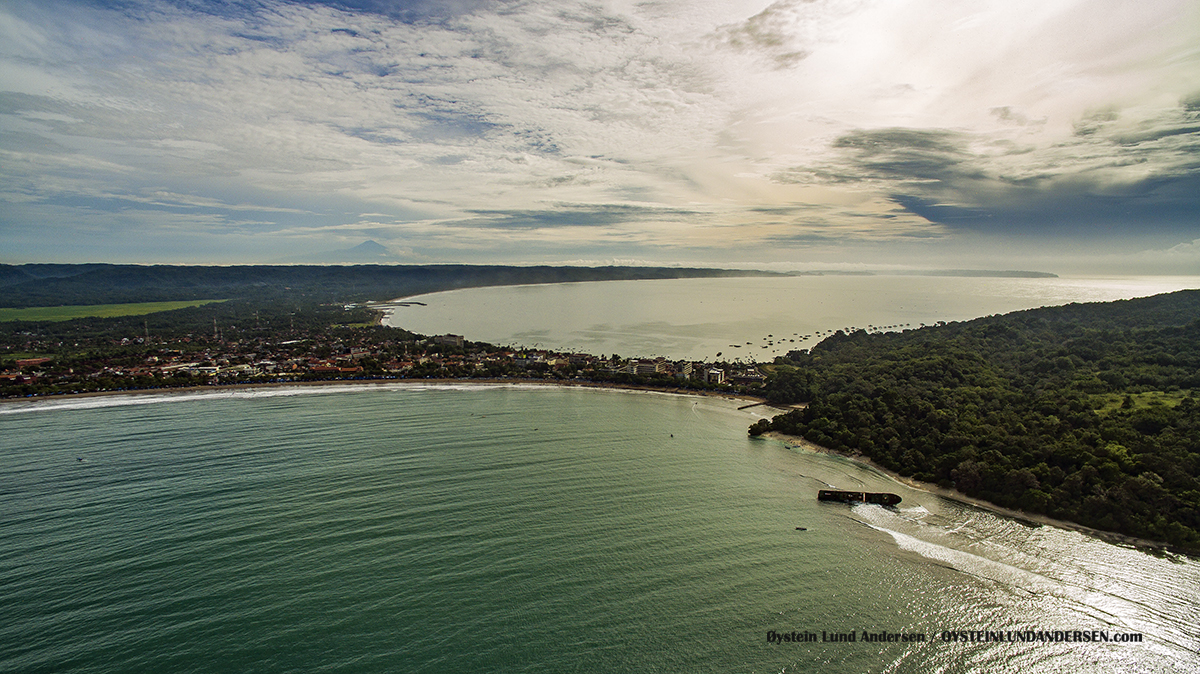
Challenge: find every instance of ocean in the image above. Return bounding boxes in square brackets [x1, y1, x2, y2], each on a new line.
[2, 384, 1197, 673]
[382, 274, 1200, 360]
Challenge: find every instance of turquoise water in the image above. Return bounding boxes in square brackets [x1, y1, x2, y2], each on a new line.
[2, 385, 1196, 672]
[383, 275, 1200, 359]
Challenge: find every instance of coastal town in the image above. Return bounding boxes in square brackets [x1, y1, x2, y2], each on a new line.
[0, 308, 770, 398]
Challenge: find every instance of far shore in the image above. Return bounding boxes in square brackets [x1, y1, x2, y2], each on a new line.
[764, 431, 1186, 557]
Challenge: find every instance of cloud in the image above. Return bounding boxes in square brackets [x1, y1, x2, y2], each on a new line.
[448, 203, 703, 230]
[1, 0, 1198, 269]
[282, 0, 507, 24]
[710, 0, 835, 68]
[773, 97, 1200, 240]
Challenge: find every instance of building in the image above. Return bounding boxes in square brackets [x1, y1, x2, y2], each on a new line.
[632, 359, 665, 375]
[729, 370, 766, 385]
[433, 334, 464, 347]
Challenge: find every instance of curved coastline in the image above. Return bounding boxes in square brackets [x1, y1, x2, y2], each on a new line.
[6, 377, 1182, 556]
[0, 376, 773, 405]
[764, 431, 1187, 558]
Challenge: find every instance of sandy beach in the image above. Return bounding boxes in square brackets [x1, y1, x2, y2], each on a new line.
[0, 375, 774, 405]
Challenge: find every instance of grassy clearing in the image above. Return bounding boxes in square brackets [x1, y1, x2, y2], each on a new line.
[0, 300, 226, 323]
[1093, 390, 1195, 413]
[6, 352, 52, 361]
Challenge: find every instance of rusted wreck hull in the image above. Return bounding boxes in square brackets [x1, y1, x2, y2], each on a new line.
[817, 489, 902, 506]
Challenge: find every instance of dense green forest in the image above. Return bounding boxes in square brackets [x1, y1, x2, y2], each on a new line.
[0, 264, 781, 308]
[750, 290, 1200, 553]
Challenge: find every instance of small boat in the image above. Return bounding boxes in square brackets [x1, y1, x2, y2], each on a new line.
[817, 489, 901, 506]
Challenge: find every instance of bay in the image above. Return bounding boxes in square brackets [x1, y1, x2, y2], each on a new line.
[382, 275, 1200, 360]
[2, 385, 1196, 673]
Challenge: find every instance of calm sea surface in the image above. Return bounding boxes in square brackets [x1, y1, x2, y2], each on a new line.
[2, 385, 1197, 673]
[383, 275, 1200, 359]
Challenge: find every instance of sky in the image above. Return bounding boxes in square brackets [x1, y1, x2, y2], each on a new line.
[2, 0, 1198, 273]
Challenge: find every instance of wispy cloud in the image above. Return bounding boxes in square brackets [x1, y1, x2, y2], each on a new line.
[1, 0, 1197, 269]
[447, 203, 703, 230]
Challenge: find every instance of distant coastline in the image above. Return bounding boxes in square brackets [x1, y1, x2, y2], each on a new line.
[882, 269, 1058, 278]
[795, 269, 1058, 278]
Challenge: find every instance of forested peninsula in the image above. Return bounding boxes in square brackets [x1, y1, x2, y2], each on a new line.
[750, 290, 1200, 554]
[0, 263, 782, 308]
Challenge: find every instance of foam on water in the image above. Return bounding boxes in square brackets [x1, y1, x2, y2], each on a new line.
[0, 381, 598, 416]
[0, 385, 378, 415]
[844, 496, 1200, 658]
[859, 511, 1065, 597]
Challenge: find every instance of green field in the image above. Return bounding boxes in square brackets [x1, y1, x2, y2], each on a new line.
[1093, 390, 1193, 413]
[0, 300, 226, 323]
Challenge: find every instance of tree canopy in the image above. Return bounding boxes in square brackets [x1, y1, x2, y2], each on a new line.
[752, 290, 1200, 554]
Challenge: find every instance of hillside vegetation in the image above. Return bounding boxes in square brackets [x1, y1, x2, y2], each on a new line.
[751, 290, 1200, 553]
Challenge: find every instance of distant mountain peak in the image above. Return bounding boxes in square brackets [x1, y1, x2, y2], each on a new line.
[348, 240, 390, 256]
[272, 239, 402, 264]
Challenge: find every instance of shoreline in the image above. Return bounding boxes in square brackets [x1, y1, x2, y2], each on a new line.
[0, 376, 772, 405]
[764, 431, 1188, 558]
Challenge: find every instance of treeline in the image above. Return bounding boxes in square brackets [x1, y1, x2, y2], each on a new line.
[750, 290, 1200, 553]
[0, 264, 780, 308]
